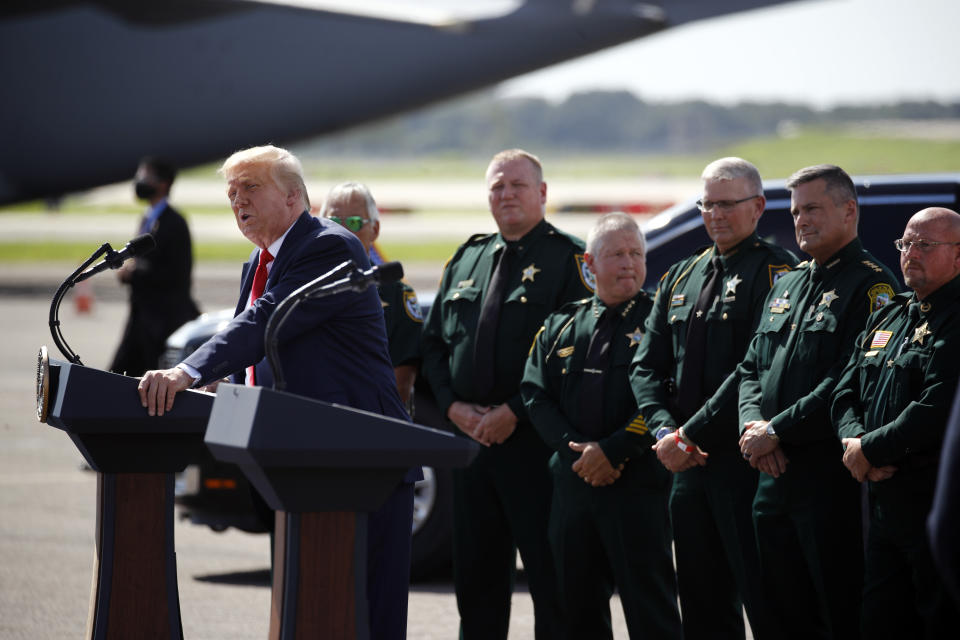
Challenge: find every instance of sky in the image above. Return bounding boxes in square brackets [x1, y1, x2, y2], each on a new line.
[495, 0, 960, 108]
[304, 0, 960, 109]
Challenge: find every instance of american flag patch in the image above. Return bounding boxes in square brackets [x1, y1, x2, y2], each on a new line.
[871, 330, 893, 349]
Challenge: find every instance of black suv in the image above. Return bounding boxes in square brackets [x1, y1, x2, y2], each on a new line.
[165, 173, 960, 580]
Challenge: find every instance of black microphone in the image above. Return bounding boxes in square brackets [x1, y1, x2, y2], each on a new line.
[304, 260, 404, 299]
[74, 234, 156, 283]
[264, 260, 404, 390]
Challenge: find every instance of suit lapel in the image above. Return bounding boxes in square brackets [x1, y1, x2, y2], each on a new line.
[233, 212, 314, 317]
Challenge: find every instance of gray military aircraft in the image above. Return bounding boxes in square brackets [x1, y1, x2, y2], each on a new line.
[0, 0, 792, 204]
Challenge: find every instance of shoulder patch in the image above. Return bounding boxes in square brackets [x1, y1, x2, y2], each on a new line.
[867, 283, 895, 313]
[768, 263, 793, 287]
[575, 254, 597, 293]
[403, 290, 423, 322]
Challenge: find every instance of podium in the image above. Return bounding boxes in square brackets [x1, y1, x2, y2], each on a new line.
[205, 384, 478, 640]
[39, 358, 214, 640]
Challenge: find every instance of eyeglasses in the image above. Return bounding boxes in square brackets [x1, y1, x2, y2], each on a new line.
[893, 238, 960, 253]
[328, 216, 370, 232]
[696, 195, 761, 213]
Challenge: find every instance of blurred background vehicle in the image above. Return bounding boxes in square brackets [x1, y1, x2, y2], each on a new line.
[164, 172, 959, 580]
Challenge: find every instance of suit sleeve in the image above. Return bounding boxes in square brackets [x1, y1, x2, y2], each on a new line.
[183, 233, 359, 384]
[131, 209, 193, 292]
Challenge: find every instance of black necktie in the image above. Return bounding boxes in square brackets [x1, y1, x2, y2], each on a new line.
[578, 308, 618, 438]
[473, 244, 514, 400]
[676, 255, 723, 420]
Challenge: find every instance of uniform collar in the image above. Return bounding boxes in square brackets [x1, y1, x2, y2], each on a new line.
[913, 272, 960, 315]
[592, 290, 646, 319]
[492, 219, 550, 256]
[715, 232, 761, 269]
[814, 237, 864, 275]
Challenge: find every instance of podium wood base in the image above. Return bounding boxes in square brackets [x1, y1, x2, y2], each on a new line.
[270, 510, 369, 640]
[87, 472, 182, 640]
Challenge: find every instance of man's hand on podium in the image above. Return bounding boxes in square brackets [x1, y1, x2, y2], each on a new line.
[138, 367, 194, 416]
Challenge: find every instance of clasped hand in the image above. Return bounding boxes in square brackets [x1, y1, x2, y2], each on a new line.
[570, 441, 622, 487]
[447, 401, 517, 447]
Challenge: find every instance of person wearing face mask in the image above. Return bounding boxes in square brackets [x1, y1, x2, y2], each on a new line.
[109, 156, 199, 376]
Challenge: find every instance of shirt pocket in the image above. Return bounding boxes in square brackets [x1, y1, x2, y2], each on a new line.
[441, 285, 481, 340]
[755, 311, 792, 365]
[667, 304, 692, 354]
[502, 284, 552, 342]
[889, 347, 929, 405]
[792, 307, 840, 364]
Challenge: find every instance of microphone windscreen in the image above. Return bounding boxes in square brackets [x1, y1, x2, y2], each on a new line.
[377, 261, 404, 285]
[127, 233, 157, 256]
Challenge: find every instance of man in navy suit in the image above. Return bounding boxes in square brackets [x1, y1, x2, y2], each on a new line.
[110, 156, 199, 376]
[138, 144, 415, 639]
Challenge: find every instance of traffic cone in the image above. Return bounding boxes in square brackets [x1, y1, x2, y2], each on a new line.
[74, 279, 94, 313]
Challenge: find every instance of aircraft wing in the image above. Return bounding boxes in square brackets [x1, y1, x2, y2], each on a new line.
[0, 0, 795, 204]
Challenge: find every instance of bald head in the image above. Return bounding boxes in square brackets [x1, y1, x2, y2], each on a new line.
[900, 207, 960, 299]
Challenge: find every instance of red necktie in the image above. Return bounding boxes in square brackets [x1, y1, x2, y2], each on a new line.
[246, 249, 273, 385]
[250, 249, 273, 302]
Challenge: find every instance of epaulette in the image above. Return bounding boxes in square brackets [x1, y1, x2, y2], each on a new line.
[690, 243, 713, 257]
[466, 232, 495, 245]
[544, 224, 587, 249]
[554, 297, 591, 315]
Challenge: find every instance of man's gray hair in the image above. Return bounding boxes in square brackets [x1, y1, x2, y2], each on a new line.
[786, 164, 859, 213]
[320, 182, 379, 223]
[586, 212, 646, 255]
[701, 157, 763, 197]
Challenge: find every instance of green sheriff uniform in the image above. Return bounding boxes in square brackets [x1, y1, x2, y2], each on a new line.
[630, 233, 796, 640]
[687, 237, 897, 639]
[379, 279, 423, 367]
[832, 274, 960, 638]
[522, 291, 681, 640]
[420, 219, 593, 639]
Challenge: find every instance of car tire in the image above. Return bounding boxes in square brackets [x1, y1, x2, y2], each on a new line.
[409, 465, 453, 582]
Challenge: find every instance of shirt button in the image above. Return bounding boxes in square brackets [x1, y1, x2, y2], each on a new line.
[453, 292, 460, 299]
[521, 296, 528, 303]
[671, 315, 677, 322]
[722, 312, 728, 320]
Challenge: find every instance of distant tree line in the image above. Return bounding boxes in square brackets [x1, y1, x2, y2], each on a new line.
[294, 91, 960, 157]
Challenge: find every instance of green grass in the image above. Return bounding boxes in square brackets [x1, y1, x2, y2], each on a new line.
[0, 241, 252, 263]
[0, 239, 461, 264]
[724, 130, 960, 179]
[3, 130, 958, 263]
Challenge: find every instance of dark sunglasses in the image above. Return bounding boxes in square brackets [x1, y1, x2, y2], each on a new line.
[328, 216, 370, 232]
